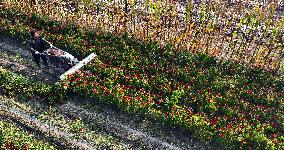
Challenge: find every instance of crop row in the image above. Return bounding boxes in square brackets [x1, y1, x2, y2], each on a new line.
[0, 67, 66, 103]
[0, 119, 56, 150]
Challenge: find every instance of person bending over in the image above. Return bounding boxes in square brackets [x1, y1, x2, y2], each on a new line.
[29, 30, 50, 67]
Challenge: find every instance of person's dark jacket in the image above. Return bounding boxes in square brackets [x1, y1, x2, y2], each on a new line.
[29, 38, 50, 53]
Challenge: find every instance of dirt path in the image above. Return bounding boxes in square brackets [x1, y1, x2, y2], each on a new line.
[0, 35, 211, 149]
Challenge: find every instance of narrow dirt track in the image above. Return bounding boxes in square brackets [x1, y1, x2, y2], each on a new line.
[0, 35, 212, 149]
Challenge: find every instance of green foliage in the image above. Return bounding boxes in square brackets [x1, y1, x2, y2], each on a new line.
[0, 120, 56, 149]
[0, 68, 66, 103]
[64, 33, 283, 148]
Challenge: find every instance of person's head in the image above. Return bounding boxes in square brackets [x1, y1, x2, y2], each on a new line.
[34, 31, 41, 38]
[30, 29, 41, 39]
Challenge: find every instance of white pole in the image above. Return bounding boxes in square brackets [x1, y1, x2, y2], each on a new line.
[60, 53, 97, 80]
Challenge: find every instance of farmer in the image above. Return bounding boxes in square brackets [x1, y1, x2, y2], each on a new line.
[28, 30, 50, 67]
